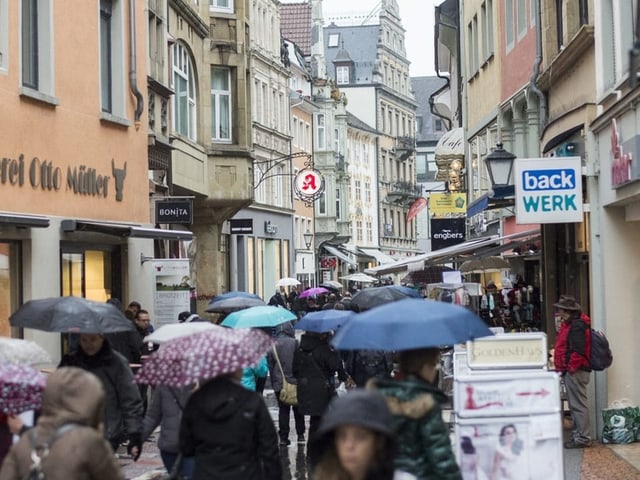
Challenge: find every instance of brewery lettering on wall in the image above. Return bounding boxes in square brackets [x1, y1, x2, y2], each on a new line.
[0, 154, 127, 201]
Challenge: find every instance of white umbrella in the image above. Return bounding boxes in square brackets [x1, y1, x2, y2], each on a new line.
[276, 277, 301, 287]
[144, 322, 219, 345]
[0, 337, 51, 365]
[340, 273, 378, 283]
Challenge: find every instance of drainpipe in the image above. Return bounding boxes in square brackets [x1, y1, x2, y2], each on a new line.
[529, 0, 547, 136]
[129, 0, 144, 128]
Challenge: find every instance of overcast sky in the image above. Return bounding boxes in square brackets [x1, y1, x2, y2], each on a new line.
[281, 0, 439, 77]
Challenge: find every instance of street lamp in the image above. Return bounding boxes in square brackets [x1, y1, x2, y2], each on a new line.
[485, 143, 516, 189]
[303, 230, 313, 250]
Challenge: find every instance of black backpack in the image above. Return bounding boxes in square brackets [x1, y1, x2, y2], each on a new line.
[590, 329, 613, 371]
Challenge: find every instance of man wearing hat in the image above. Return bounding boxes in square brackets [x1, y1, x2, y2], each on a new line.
[553, 295, 592, 448]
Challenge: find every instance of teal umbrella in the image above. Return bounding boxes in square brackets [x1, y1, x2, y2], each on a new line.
[221, 306, 296, 329]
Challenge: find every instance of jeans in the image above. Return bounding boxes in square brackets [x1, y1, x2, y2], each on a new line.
[276, 393, 305, 441]
[160, 451, 195, 479]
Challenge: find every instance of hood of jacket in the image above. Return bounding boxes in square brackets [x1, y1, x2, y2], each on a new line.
[195, 376, 255, 422]
[368, 376, 447, 420]
[38, 366, 106, 431]
[299, 332, 327, 352]
[275, 321, 295, 339]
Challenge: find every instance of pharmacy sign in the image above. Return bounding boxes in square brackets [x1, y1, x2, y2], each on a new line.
[515, 157, 583, 224]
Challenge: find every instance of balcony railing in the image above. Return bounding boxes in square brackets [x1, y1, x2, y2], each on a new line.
[395, 135, 416, 160]
[388, 181, 422, 196]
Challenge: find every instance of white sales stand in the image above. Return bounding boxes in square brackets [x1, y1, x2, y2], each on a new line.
[453, 332, 564, 480]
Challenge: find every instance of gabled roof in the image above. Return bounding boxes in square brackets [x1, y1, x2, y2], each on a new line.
[346, 111, 379, 134]
[280, 2, 312, 56]
[411, 76, 448, 142]
[323, 24, 379, 84]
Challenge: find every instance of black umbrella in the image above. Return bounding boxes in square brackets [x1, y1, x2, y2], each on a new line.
[350, 285, 422, 311]
[205, 296, 266, 313]
[10, 296, 135, 333]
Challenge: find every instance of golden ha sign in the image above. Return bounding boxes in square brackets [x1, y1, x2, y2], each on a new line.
[467, 333, 547, 369]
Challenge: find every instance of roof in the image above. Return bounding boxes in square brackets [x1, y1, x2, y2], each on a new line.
[411, 76, 448, 142]
[280, 2, 312, 56]
[323, 24, 379, 85]
[346, 111, 379, 134]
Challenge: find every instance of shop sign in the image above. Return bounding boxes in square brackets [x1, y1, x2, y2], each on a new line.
[466, 333, 547, 370]
[428, 192, 467, 215]
[430, 217, 466, 250]
[611, 119, 640, 188]
[229, 218, 253, 234]
[514, 157, 583, 224]
[319, 256, 337, 269]
[155, 199, 193, 225]
[0, 153, 127, 201]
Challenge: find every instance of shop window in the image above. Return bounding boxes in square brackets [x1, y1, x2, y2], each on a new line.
[0, 242, 21, 337]
[21, 0, 56, 103]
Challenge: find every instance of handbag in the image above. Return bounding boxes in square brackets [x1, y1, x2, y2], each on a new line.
[272, 345, 298, 406]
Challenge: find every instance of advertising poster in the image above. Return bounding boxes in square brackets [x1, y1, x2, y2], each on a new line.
[152, 259, 191, 327]
[455, 414, 563, 480]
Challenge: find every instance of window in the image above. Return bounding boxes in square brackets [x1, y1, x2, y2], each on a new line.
[416, 152, 437, 182]
[315, 113, 326, 149]
[355, 181, 362, 201]
[356, 221, 363, 241]
[211, 67, 231, 142]
[318, 192, 326, 215]
[366, 222, 373, 242]
[148, 0, 167, 82]
[597, 0, 634, 93]
[21, 0, 55, 101]
[334, 128, 339, 152]
[336, 188, 341, 220]
[505, 0, 514, 50]
[434, 118, 443, 131]
[173, 43, 196, 140]
[0, 0, 8, 73]
[517, 0, 526, 39]
[210, 0, 233, 14]
[364, 182, 371, 203]
[336, 65, 349, 84]
[328, 33, 340, 48]
[485, 0, 494, 59]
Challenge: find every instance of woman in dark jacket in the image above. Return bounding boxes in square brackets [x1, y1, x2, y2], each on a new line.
[293, 332, 348, 438]
[370, 347, 462, 480]
[58, 334, 143, 455]
[179, 370, 281, 480]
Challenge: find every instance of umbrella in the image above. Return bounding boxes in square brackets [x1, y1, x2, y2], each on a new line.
[320, 281, 343, 291]
[331, 298, 493, 351]
[298, 287, 330, 299]
[220, 305, 297, 329]
[144, 322, 220, 345]
[9, 296, 135, 333]
[351, 285, 422, 311]
[209, 291, 263, 303]
[340, 273, 378, 283]
[0, 364, 46, 415]
[205, 296, 266, 313]
[295, 310, 354, 333]
[134, 328, 273, 387]
[0, 338, 51, 365]
[276, 277, 301, 287]
[400, 266, 455, 286]
[459, 256, 511, 273]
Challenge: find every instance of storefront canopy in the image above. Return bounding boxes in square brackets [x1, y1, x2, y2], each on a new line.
[359, 248, 397, 265]
[323, 245, 357, 267]
[61, 219, 193, 241]
[0, 212, 50, 228]
[364, 229, 540, 276]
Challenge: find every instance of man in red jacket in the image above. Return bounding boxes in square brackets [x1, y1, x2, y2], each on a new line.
[553, 295, 592, 448]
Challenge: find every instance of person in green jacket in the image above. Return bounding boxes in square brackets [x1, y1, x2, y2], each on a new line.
[369, 347, 462, 480]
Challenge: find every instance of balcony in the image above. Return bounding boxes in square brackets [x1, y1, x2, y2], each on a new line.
[386, 181, 422, 205]
[395, 135, 416, 161]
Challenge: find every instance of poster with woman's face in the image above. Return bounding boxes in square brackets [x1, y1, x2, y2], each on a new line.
[455, 414, 562, 480]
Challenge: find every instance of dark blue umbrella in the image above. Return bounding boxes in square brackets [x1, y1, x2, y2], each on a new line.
[208, 291, 262, 303]
[331, 298, 493, 351]
[350, 285, 422, 311]
[295, 310, 354, 333]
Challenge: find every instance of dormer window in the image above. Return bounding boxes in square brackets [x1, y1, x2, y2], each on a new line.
[336, 65, 349, 84]
[328, 33, 340, 48]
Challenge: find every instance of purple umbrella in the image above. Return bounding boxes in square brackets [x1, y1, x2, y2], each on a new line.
[134, 328, 273, 387]
[0, 364, 46, 415]
[298, 287, 330, 299]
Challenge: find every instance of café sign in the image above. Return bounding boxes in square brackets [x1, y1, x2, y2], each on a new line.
[0, 153, 127, 201]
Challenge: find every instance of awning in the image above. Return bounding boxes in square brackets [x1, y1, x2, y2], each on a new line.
[0, 212, 49, 228]
[466, 185, 516, 218]
[61, 219, 193, 241]
[364, 229, 539, 276]
[359, 248, 397, 265]
[323, 245, 357, 267]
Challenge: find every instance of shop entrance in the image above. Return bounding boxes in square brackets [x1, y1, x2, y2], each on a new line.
[0, 242, 21, 337]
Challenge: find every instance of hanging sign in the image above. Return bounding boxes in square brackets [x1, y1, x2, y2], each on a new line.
[294, 168, 325, 205]
[514, 157, 583, 224]
[429, 193, 467, 215]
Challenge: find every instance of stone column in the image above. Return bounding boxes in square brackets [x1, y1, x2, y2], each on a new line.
[189, 220, 226, 316]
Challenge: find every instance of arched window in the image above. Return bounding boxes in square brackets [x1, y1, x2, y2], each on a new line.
[172, 42, 196, 141]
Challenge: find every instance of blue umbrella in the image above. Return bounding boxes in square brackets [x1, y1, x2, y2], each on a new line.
[221, 306, 297, 329]
[350, 285, 422, 311]
[331, 298, 493, 351]
[208, 291, 262, 304]
[205, 296, 266, 313]
[295, 310, 354, 333]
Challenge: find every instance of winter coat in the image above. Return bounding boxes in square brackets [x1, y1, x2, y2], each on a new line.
[142, 385, 192, 453]
[179, 376, 281, 480]
[266, 322, 298, 392]
[241, 356, 269, 391]
[371, 377, 462, 480]
[293, 333, 347, 416]
[346, 350, 393, 387]
[59, 339, 143, 444]
[554, 311, 591, 373]
[105, 330, 142, 364]
[0, 367, 124, 480]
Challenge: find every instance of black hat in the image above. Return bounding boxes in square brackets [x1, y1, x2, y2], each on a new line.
[553, 295, 581, 311]
[178, 311, 194, 322]
[315, 389, 394, 439]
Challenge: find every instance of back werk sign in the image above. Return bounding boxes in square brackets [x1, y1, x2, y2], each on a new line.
[1, 153, 127, 201]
